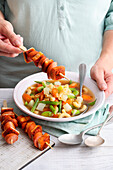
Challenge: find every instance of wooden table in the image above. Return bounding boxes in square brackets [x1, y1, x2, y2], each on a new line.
[1, 89, 113, 170]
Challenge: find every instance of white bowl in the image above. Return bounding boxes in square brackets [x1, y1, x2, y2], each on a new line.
[13, 71, 105, 122]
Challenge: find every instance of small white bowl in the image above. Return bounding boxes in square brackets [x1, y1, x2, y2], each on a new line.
[13, 71, 105, 122]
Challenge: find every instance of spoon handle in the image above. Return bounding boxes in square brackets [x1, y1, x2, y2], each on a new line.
[97, 112, 113, 135]
[82, 113, 113, 136]
[79, 63, 86, 96]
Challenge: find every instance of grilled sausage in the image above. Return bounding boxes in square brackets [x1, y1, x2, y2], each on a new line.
[4, 133, 18, 144]
[50, 66, 65, 80]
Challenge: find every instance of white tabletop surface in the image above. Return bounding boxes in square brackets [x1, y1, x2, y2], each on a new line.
[1, 88, 113, 170]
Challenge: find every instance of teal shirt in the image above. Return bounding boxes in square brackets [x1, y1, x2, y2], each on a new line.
[0, 0, 113, 87]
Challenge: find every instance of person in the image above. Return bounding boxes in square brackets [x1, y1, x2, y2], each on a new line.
[0, 0, 113, 99]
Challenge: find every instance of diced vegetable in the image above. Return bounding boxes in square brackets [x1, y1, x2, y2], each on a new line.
[73, 90, 79, 96]
[42, 81, 46, 87]
[24, 101, 28, 106]
[67, 94, 75, 99]
[69, 88, 77, 92]
[70, 104, 77, 109]
[54, 81, 61, 86]
[46, 81, 51, 85]
[52, 113, 59, 118]
[69, 80, 73, 85]
[49, 105, 57, 114]
[30, 93, 34, 96]
[66, 99, 73, 105]
[39, 101, 60, 105]
[71, 109, 80, 116]
[63, 103, 72, 112]
[61, 94, 68, 101]
[69, 83, 78, 88]
[76, 96, 83, 103]
[37, 86, 44, 92]
[23, 93, 32, 103]
[51, 88, 58, 97]
[69, 88, 79, 96]
[41, 111, 52, 117]
[37, 103, 46, 111]
[82, 94, 92, 101]
[57, 86, 63, 93]
[34, 81, 43, 84]
[28, 100, 35, 108]
[34, 84, 43, 92]
[31, 98, 39, 112]
[88, 99, 97, 106]
[44, 87, 50, 95]
[34, 81, 46, 87]
[59, 101, 62, 112]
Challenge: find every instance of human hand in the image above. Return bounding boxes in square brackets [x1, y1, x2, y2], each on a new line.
[0, 18, 23, 57]
[90, 55, 113, 98]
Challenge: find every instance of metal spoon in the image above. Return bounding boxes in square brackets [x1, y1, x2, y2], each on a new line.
[79, 63, 86, 96]
[84, 112, 113, 147]
[78, 63, 89, 114]
[58, 113, 113, 145]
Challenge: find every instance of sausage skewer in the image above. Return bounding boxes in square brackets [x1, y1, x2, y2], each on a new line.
[1, 100, 52, 150]
[16, 114, 53, 150]
[19, 45, 69, 81]
[1, 100, 19, 144]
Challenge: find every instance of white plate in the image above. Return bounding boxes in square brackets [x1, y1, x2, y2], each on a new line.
[13, 71, 105, 122]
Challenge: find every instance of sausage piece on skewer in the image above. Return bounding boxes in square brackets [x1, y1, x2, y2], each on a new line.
[1, 102, 19, 145]
[5, 133, 18, 144]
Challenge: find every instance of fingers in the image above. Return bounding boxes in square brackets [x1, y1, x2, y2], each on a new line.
[90, 66, 107, 91]
[109, 105, 113, 113]
[0, 51, 19, 58]
[0, 19, 23, 47]
[0, 39, 22, 54]
[104, 74, 113, 98]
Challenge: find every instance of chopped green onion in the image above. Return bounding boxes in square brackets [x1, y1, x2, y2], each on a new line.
[73, 90, 79, 96]
[88, 99, 97, 106]
[59, 101, 62, 112]
[37, 86, 44, 92]
[42, 81, 46, 88]
[46, 81, 51, 85]
[39, 101, 60, 105]
[30, 94, 34, 96]
[67, 95, 75, 99]
[34, 81, 43, 84]
[71, 109, 80, 115]
[70, 104, 77, 109]
[69, 80, 73, 85]
[49, 105, 57, 114]
[35, 80, 46, 88]
[41, 111, 52, 117]
[69, 88, 79, 96]
[31, 98, 39, 112]
[25, 101, 28, 106]
[69, 88, 77, 92]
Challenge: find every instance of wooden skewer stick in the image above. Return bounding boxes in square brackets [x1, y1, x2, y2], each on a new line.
[3, 100, 7, 107]
[10, 139, 13, 144]
[19, 45, 27, 52]
[46, 142, 53, 149]
[59, 73, 70, 81]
